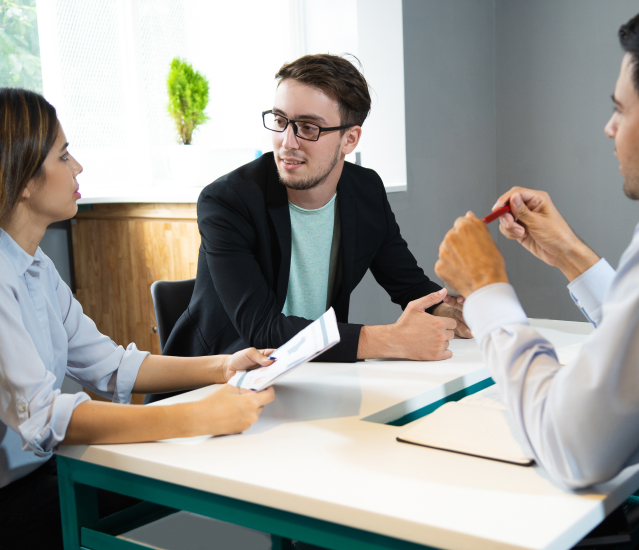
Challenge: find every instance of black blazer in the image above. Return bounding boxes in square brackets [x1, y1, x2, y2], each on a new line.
[164, 152, 441, 362]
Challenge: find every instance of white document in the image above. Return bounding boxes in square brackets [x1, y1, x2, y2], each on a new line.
[227, 308, 340, 392]
[397, 386, 535, 466]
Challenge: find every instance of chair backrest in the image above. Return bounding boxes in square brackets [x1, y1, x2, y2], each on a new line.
[150, 278, 196, 353]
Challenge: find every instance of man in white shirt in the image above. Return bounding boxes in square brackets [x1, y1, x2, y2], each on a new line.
[434, 12, 639, 489]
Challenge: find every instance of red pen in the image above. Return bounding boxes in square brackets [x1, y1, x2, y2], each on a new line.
[482, 204, 511, 224]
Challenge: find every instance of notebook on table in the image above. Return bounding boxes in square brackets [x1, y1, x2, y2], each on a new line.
[397, 385, 535, 466]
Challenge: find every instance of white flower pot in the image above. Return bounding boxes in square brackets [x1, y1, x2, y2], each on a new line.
[167, 144, 216, 187]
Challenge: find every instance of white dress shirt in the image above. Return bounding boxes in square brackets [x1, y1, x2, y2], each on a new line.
[464, 222, 639, 489]
[0, 229, 149, 488]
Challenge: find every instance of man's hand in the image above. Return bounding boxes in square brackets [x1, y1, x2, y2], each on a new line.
[221, 348, 275, 383]
[390, 290, 458, 360]
[495, 187, 599, 281]
[432, 299, 472, 338]
[358, 289, 457, 361]
[435, 213, 509, 297]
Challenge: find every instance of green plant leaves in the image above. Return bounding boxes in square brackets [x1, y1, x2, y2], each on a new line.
[0, 0, 42, 92]
[166, 57, 210, 145]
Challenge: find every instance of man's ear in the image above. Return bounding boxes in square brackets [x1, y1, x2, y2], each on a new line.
[342, 126, 362, 155]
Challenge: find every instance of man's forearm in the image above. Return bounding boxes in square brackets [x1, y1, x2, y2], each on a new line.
[556, 240, 600, 282]
[132, 355, 227, 393]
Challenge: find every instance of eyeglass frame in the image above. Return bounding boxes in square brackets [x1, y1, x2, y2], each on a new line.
[262, 110, 353, 142]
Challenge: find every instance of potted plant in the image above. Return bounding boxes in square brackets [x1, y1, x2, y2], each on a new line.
[167, 57, 209, 144]
[166, 57, 212, 185]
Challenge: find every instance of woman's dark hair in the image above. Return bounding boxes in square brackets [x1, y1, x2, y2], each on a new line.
[274, 54, 372, 129]
[0, 88, 59, 222]
[619, 13, 639, 93]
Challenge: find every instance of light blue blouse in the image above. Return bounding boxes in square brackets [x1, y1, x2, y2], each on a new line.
[0, 229, 149, 488]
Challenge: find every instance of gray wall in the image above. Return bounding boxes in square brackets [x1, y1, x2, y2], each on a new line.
[349, 0, 497, 325]
[350, 0, 639, 325]
[495, 0, 639, 320]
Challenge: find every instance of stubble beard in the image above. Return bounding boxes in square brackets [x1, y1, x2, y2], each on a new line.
[276, 143, 341, 191]
[623, 172, 639, 200]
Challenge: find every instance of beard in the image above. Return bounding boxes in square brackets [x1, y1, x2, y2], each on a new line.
[276, 143, 341, 191]
[623, 171, 639, 200]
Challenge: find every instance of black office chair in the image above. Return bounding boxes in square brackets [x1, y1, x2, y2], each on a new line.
[148, 279, 298, 549]
[150, 278, 196, 353]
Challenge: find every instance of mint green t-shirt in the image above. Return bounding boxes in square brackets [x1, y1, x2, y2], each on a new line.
[282, 194, 341, 321]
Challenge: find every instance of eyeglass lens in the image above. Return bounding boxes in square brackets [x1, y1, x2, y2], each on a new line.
[263, 112, 320, 141]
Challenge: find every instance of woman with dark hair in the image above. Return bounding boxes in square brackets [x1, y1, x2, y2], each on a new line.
[0, 88, 275, 549]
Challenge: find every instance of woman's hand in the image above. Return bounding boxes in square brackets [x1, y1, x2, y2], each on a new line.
[193, 384, 276, 436]
[220, 347, 275, 383]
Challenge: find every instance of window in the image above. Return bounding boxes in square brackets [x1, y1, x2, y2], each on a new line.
[1, 0, 42, 92]
[33, 0, 407, 198]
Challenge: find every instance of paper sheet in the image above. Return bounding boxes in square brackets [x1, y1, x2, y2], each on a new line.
[228, 308, 340, 392]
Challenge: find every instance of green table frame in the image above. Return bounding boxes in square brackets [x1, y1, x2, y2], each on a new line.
[57, 456, 438, 550]
[58, 379, 503, 549]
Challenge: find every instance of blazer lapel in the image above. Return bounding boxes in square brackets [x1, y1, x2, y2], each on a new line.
[335, 170, 357, 319]
[265, 161, 291, 309]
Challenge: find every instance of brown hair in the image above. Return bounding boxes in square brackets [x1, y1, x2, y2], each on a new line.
[275, 54, 371, 128]
[620, 13, 639, 93]
[0, 88, 59, 222]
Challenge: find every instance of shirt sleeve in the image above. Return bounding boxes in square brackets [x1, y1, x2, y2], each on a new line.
[56, 279, 149, 404]
[567, 258, 616, 327]
[464, 259, 639, 489]
[0, 281, 90, 457]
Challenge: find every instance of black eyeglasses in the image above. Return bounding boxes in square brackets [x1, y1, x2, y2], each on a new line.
[262, 110, 351, 141]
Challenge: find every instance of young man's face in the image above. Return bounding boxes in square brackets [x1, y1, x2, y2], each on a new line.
[605, 53, 639, 200]
[271, 79, 348, 191]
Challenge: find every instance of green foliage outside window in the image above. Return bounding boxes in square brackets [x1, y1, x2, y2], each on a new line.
[0, 0, 42, 92]
[166, 57, 209, 145]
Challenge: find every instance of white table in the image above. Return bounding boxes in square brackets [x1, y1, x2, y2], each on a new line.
[57, 319, 639, 550]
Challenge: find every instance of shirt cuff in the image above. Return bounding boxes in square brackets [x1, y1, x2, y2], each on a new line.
[464, 283, 529, 344]
[567, 259, 615, 327]
[114, 343, 149, 404]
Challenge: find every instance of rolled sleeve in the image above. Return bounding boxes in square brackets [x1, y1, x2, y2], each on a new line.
[59, 282, 149, 403]
[567, 259, 615, 327]
[114, 344, 148, 404]
[18, 391, 90, 456]
[464, 283, 529, 344]
[66, 343, 149, 404]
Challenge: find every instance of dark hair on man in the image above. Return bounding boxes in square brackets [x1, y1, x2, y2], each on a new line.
[0, 88, 59, 222]
[619, 13, 639, 93]
[275, 53, 372, 128]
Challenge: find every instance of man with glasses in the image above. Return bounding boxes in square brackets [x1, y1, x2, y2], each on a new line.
[153, 54, 469, 387]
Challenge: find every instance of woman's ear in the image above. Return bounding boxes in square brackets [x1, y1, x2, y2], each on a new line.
[21, 180, 34, 200]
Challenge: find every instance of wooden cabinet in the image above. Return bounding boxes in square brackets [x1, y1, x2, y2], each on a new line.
[71, 203, 200, 403]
